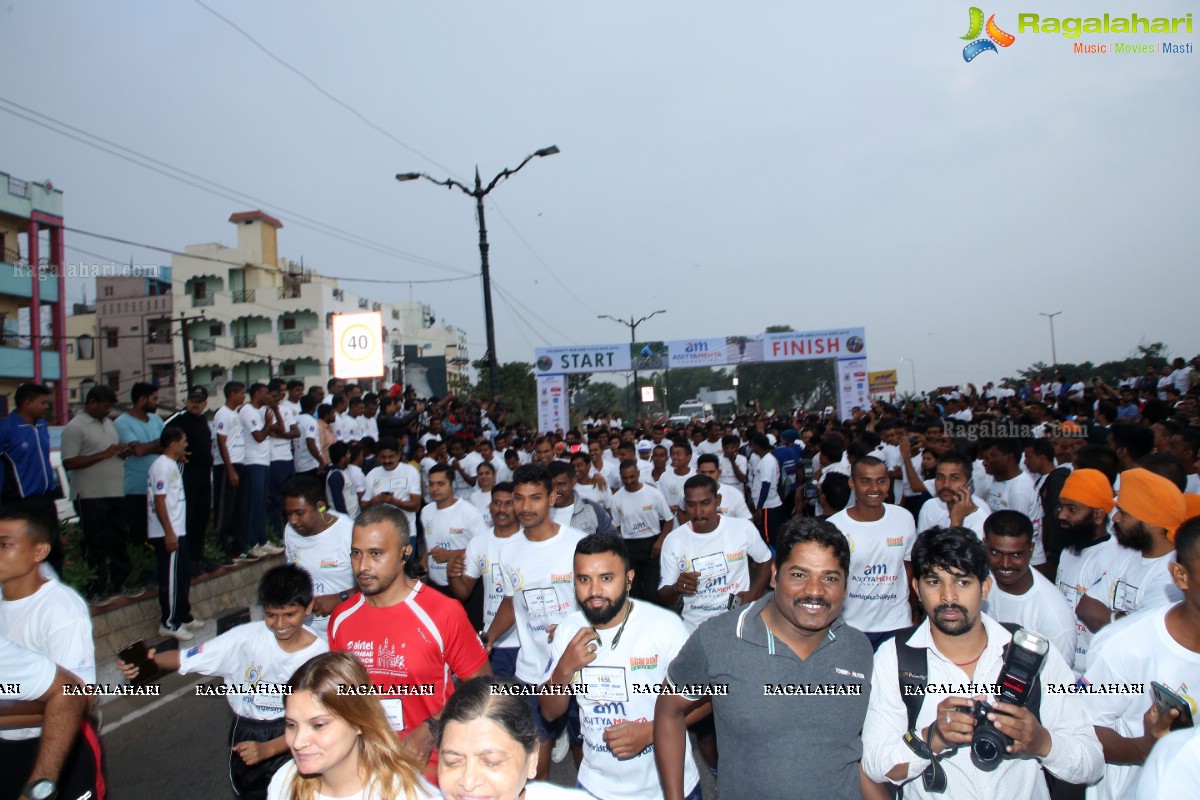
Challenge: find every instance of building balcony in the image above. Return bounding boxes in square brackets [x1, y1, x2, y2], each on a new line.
[192, 338, 216, 352]
[232, 289, 256, 304]
[279, 330, 306, 345]
[192, 295, 215, 307]
[233, 335, 257, 349]
[278, 285, 302, 300]
[0, 346, 61, 380]
[0, 261, 60, 303]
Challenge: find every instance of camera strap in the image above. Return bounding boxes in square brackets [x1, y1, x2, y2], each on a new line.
[903, 727, 950, 793]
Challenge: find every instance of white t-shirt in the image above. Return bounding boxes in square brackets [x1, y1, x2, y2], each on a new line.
[0, 637, 56, 701]
[284, 512, 356, 634]
[576, 481, 611, 512]
[591, 461, 621, 492]
[180, 622, 328, 720]
[240, 404, 271, 467]
[716, 484, 752, 519]
[718, 453, 749, 487]
[463, 528, 520, 649]
[213, 405, 245, 465]
[293, 413, 321, 473]
[1055, 535, 1121, 674]
[611, 484, 672, 540]
[147, 455, 186, 540]
[269, 404, 297, 462]
[696, 438, 723, 458]
[419, 457, 438, 502]
[266, 760, 438, 800]
[543, 601, 701, 800]
[982, 569, 1077, 666]
[915, 495, 992, 538]
[362, 463, 422, 533]
[658, 515, 772, 632]
[0, 579, 96, 740]
[1085, 548, 1183, 617]
[656, 469, 694, 514]
[1136, 727, 1200, 800]
[828, 505, 917, 633]
[469, 488, 493, 527]
[751, 452, 782, 509]
[334, 412, 354, 443]
[347, 464, 367, 498]
[1082, 606, 1200, 800]
[498, 525, 587, 683]
[453, 452, 483, 499]
[984, 472, 1045, 565]
[420, 499, 487, 586]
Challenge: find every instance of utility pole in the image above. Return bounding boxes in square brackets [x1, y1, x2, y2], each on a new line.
[174, 311, 207, 396]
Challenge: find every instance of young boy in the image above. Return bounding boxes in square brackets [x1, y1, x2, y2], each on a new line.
[118, 564, 327, 800]
[148, 425, 198, 640]
[0, 506, 103, 800]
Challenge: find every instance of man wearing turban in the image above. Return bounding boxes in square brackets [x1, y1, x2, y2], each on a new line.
[1076, 468, 1186, 634]
[1054, 468, 1121, 675]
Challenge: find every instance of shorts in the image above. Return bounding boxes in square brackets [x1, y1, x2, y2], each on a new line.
[489, 646, 520, 679]
[229, 715, 289, 800]
[520, 681, 581, 745]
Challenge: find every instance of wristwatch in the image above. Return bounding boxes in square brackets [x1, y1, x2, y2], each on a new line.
[22, 780, 57, 800]
[339, 590, 351, 602]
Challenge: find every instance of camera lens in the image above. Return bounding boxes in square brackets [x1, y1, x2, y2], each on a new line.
[970, 729, 1005, 771]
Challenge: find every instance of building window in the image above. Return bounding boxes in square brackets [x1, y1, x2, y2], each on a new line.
[105, 371, 120, 390]
[78, 334, 94, 359]
[105, 328, 118, 348]
[209, 323, 223, 337]
[283, 317, 296, 330]
[194, 282, 207, 299]
[281, 363, 296, 377]
[103, 285, 113, 297]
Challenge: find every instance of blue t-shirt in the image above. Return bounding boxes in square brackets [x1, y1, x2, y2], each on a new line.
[114, 412, 165, 496]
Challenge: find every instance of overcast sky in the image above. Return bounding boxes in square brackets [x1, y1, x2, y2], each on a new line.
[3, 0, 1197, 393]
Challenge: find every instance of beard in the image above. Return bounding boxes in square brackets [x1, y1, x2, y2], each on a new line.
[581, 587, 629, 626]
[930, 603, 974, 636]
[1114, 517, 1153, 553]
[1058, 517, 1103, 555]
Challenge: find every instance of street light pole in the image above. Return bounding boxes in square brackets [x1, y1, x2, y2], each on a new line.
[598, 310, 667, 415]
[899, 357, 916, 394]
[397, 145, 559, 398]
[1039, 311, 1062, 367]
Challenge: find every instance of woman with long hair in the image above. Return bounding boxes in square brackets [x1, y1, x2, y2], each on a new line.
[436, 676, 587, 800]
[267, 652, 436, 800]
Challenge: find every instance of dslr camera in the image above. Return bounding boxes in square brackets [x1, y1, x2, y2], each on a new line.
[960, 628, 1049, 771]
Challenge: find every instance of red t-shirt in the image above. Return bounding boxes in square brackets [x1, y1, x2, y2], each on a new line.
[328, 582, 488, 744]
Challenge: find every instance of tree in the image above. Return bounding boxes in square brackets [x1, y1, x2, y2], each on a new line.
[471, 359, 536, 426]
[1004, 341, 1172, 387]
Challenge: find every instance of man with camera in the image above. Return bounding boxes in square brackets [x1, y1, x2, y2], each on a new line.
[862, 526, 1103, 798]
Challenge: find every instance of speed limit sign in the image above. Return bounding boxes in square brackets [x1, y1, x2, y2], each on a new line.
[332, 312, 385, 379]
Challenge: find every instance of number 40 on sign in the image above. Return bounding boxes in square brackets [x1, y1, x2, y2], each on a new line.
[332, 312, 385, 379]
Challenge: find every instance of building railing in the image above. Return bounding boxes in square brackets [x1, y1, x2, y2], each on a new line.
[192, 295, 215, 307]
[358, 298, 369, 309]
[192, 338, 216, 352]
[232, 289, 256, 304]
[233, 335, 257, 349]
[279, 330, 305, 345]
[278, 285, 302, 300]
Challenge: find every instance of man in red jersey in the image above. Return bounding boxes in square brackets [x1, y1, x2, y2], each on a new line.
[328, 504, 490, 778]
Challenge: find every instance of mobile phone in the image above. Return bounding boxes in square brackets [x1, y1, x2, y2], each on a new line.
[727, 594, 744, 610]
[117, 639, 154, 684]
[965, 478, 975, 495]
[1151, 681, 1195, 730]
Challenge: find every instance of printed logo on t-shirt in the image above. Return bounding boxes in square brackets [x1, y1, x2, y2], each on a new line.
[186, 644, 202, 657]
[156, 480, 165, 491]
[629, 655, 659, 671]
[507, 566, 525, 590]
[727, 550, 746, 563]
[345, 640, 374, 666]
[551, 572, 573, 585]
[449, 527, 465, 535]
[245, 663, 263, 683]
[886, 537, 904, 547]
[845, 534, 856, 553]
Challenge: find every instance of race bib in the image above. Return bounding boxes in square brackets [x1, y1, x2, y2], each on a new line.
[691, 552, 729, 581]
[581, 666, 629, 703]
[253, 693, 285, 713]
[380, 697, 405, 732]
[523, 587, 559, 616]
[1113, 580, 1139, 614]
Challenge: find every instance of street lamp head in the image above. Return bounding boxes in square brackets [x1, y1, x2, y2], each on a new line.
[654, 309, 667, 315]
[534, 146, 560, 158]
[395, 172, 422, 182]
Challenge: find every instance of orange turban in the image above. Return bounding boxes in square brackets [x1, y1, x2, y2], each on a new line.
[1060, 469, 1115, 513]
[1117, 468, 1186, 539]
[1184, 493, 1200, 524]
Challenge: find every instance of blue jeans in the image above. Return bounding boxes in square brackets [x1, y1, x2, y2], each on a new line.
[242, 464, 270, 548]
[489, 646, 520, 679]
[268, 460, 295, 538]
